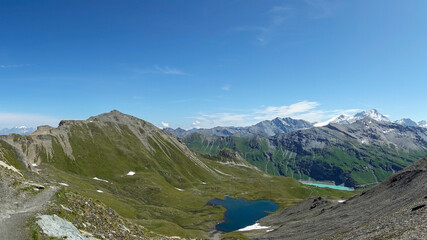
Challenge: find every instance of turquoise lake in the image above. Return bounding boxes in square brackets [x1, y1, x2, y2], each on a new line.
[301, 182, 354, 191]
[209, 196, 279, 232]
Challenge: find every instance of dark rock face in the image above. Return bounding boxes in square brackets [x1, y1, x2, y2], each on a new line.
[251, 157, 427, 240]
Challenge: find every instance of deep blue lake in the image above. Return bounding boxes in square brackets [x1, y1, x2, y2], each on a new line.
[209, 196, 279, 232]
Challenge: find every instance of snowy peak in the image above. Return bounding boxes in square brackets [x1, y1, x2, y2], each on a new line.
[0, 126, 35, 135]
[395, 118, 418, 127]
[418, 120, 427, 128]
[353, 109, 390, 123]
[316, 109, 390, 127]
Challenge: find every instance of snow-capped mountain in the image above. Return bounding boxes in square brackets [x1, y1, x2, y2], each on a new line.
[418, 120, 427, 128]
[395, 118, 418, 127]
[0, 126, 35, 135]
[315, 109, 390, 127]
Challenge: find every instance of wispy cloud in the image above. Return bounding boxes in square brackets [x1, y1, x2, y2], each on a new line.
[153, 65, 186, 75]
[187, 100, 360, 129]
[221, 84, 231, 91]
[0, 113, 61, 129]
[161, 121, 169, 128]
[133, 65, 188, 75]
[269, 6, 293, 13]
[232, 5, 293, 45]
[305, 0, 334, 19]
[0, 64, 29, 69]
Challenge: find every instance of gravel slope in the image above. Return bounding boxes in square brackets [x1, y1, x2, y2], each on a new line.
[0, 167, 58, 240]
[251, 156, 427, 240]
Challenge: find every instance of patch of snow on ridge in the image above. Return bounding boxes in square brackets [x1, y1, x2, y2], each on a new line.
[126, 171, 135, 176]
[238, 223, 271, 232]
[59, 182, 69, 186]
[174, 187, 184, 192]
[96, 190, 103, 193]
[92, 177, 109, 183]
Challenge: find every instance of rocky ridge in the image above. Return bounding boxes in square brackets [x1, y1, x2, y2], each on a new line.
[250, 156, 427, 239]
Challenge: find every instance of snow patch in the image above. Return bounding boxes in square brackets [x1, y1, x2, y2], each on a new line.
[96, 190, 103, 193]
[58, 182, 69, 187]
[31, 163, 38, 167]
[174, 187, 184, 192]
[92, 177, 109, 183]
[237, 223, 271, 232]
[202, 182, 207, 185]
[126, 171, 135, 176]
[338, 200, 346, 203]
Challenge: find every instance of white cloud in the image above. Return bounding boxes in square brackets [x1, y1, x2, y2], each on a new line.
[232, 5, 293, 45]
[161, 121, 169, 128]
[154, 65, 186, 75]
[221, 84, 231, 91]
[187, 101, 361, 129]
[0, 113, 60, 129]
[305, 0, 334, 19]
[255, 101, 319, 117]
[0, 64, 28, 69]
[133, 65, 187, 75]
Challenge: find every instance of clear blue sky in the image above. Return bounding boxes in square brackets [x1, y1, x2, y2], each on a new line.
[1, 0, 426, 129]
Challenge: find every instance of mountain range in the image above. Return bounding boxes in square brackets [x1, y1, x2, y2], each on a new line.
[0, 110, 350, 239]
[165, 117, 313, 138]
[166, 109, 426, 138]
[0, 109, 426, 239]
[0, 126, 35, 135]
[182, 112, 427, 187]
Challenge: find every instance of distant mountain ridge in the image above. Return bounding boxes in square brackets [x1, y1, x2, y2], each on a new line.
[167, 109, 426, 139]
[315, 109, 391, 126]
[184, 117, 427, 187]
[165, 117, 313, 138]
[0, 126, 35, 135]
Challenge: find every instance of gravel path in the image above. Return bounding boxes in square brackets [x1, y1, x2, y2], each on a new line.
[0, 186, 59, 240]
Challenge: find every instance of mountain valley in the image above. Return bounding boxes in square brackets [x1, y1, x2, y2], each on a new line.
[0, 110, 353, 239]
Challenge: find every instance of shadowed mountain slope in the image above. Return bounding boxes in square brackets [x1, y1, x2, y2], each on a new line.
[251, 156, 427, 240]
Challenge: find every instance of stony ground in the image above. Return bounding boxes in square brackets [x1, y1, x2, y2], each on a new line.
[0, 167, 58, 240]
